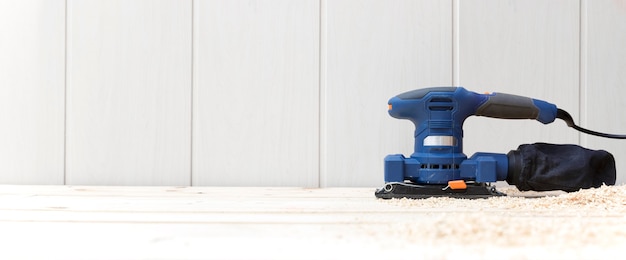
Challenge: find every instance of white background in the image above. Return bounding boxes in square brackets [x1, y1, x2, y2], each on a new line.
[1, 0, 624, 186]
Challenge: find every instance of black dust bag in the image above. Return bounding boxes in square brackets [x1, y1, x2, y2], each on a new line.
[506, 143, 616, 192]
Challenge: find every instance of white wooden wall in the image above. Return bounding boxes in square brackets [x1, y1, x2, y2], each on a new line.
[192, 0, 319, 186]
[66, 0, 192, 185]
[1, 0, 625, 186]
[0, 0, 65, 184]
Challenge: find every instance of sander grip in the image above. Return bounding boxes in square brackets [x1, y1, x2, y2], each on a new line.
[475, 93, 557, 124]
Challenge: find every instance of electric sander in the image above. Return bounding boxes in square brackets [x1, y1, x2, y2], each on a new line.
[376, 87, 623, 199]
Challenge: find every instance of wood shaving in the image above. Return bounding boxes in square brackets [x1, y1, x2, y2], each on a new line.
[376, 185, 626, 256]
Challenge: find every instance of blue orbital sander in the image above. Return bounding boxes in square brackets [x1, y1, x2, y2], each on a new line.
[376, 87, 623, 199]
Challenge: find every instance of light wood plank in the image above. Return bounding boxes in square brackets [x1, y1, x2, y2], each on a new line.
[66, 0, 192, 185]
[192, 0, 319, 186]
[458, 0, 580, 156]
[0, 0, 65, 184]
[582, 0, 626, 184]
[322, 0, 453, 187]
[1, 185, 625, 259]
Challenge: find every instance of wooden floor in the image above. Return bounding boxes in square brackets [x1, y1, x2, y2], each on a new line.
[1, 185, 624, 260]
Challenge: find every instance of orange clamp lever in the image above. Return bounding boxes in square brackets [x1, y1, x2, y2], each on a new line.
[448, 180, 467, 190]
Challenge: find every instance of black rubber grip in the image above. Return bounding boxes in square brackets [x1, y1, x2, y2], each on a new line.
[475, 93, 539, 120]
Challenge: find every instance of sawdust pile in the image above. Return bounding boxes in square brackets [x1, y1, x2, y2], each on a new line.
[388, 184, 626, 213]
[376, 185, 626, 255]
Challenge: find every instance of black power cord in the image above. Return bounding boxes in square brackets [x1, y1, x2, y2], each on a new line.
[556, 109, 626, 139]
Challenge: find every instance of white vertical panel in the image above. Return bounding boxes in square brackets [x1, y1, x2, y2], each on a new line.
[66, 0, 191, 185]
[583, 0, 626, 184]
[323, 0, 452, 187]
[193, 0, 319, 186]
[0, 0, 65, 184]
[458, 0, 580, 157]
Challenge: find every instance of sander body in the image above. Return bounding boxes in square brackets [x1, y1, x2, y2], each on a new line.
[376, 87, 618, 199]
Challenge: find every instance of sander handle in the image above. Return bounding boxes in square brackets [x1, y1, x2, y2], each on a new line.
[475, 92, 557, 124]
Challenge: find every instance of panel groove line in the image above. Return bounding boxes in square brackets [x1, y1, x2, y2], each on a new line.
[190, 0, 195, 186]
[452, 0, 459, 85]
[318, 0, 326, 188]
[64, 0, 69, 184]
[578, 0, 587, 146]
